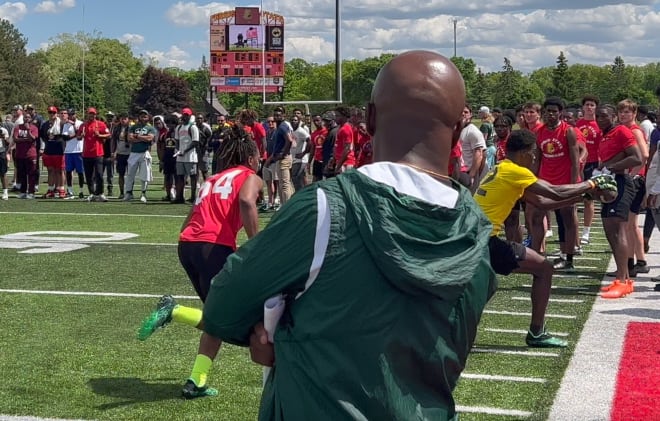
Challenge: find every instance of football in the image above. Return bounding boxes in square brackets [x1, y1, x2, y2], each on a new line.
[597, 188, 618, 204]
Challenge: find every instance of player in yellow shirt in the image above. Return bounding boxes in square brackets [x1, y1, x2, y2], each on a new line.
[474, 129, 617, 347]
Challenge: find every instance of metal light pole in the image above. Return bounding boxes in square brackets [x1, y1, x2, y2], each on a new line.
[452, 18, 457, 58]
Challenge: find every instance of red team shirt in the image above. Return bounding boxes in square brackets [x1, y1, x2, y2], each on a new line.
[538, 121, 579, 184]
[179, 165, 255, 250]
[79, 120, 109, 158]
[526, 121, 544, 135]
[246, 123, 267, 159]
[356, 132, 372, 167]
[311, 127, 328, 162]
[576, 119, 601, 163]
[599, 125, 636, 164]
[495, 136, 509, 163]
[335, 123, 356, 166]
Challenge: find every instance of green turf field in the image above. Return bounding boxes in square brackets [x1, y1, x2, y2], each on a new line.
[0, 177, 611, 420]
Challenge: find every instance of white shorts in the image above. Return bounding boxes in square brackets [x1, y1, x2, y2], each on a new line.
[262, 162, 279, 182]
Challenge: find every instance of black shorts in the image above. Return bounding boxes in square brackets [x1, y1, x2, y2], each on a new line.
[0, 156, 7, 176]
[162, 158, 176, 176]
[178, 241, 234, 302]
[488, 236, 527, 275]
[583, 162, 599, 182]
[312, 160, 324, 179]
[601, 174, 636, 220]
[630, 175, 646, 215]
[115, 154, 129, 176]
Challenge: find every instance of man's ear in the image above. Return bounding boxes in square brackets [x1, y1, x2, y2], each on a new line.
[451, 120, 462, 148]
[366, 102, 376, 136]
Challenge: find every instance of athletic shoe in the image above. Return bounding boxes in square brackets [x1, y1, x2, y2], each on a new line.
[117, 194, 125, 200]
[58, 189, 67, 199]
[65, 192, 75, 199]
[1, 192, 8, 200]
[580, 234, 590, 245]
[123, 193, 134, 201]
[633, 262, 649, 274]
[602, 280, 633, 299]
[161, 196, 172, 201]
[654, 283, 660, 292]
[545, 230, 553, 238]
[78, 192, 84, 199]
[99, 194, 108, 202]
[526, 327, 568, 348]
[574, 246, 583, 256]
[522, 236, 532, 247]
[140, 194, 147, 203]
[181, 379, 218, 400]
[137, 295, 177, 341]
[553, 258, 575, 272]
[86, 195, 95, 202]
[171, 198, 185, 204]
[43, 190, 55, 199]
[26, 193, 35, 199]
[18, 193, 27, 199]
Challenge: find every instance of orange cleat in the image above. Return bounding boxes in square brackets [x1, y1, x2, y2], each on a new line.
[625, 279, 634, 295]
[601, 279, 622, 292]
[601, 280, 631, 299]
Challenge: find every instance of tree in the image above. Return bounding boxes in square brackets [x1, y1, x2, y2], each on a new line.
[551, 51, 571, 100]
[131, 66, 192, 116]
[471, 68, 492, 108]
[451, 56, 478, 103]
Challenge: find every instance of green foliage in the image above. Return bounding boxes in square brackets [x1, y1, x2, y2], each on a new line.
[551, 51, 571, 101]
[451, 56, 478, 103]
[130, 66, 193, 116]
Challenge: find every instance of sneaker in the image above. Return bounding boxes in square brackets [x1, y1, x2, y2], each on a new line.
[574, 246, 583, 256]
[171, 198, 185, 204]
[545, 230, 553, 238]
[140, 194, 147, 203]
[526, 327, 568, 348]
[633, 262, 649, 274]
[553, 258, 575, 272]
[18, 193, 27, 199]
[117, 193, 125, 200]
[137, 295, 177, 341]
[601, 280, 633, 299]
[43, 190, 55, 199]
[162, 195, 172, 201]
[86, 195, 95, 202]
[580, 234, 590, 245]
[654, 283, 660, 292]
[58, 189, 67, 199]
[601, 279, 623, 292]
[522, 236, 532, 247]
[65, 191, 75, 199]
[1, 192, 7, 200]
[78, 192, 84, 199]
[98, 194, 108, 202]
[123, 193, 134, 201]
[181, 379, 218, 400]
[26, 193, 35, 199]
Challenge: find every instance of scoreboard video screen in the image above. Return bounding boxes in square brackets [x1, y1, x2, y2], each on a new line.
[210, 8, 285, 93]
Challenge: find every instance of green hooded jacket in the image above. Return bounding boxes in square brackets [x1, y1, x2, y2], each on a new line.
[204, 166, 497, 421]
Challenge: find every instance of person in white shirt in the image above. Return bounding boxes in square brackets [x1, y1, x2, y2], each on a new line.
[0, 126, 9, 199]
[458, 105, 487, 193]
[174, 107, 200, 203]
[290, 115, 310, 192]
[62, 109, 85, 199]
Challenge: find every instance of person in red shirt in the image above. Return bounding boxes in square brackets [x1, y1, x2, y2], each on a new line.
[523, 101, 544, 134]
[596, 104, 642, 298]
[12, 114, 40, 198]
[240, 109, 267, 205]
[333, 106, 356, 174]
[355, 122, 372, 168]
[78, 107, 110, 201]
[310, 114, 328, 181]
[138, 124, 262, 399]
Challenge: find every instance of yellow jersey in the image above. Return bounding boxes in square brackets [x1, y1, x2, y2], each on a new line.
[473, 159, 537, 236]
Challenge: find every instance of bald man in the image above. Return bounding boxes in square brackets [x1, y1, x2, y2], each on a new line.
[202, 51, 496, 420]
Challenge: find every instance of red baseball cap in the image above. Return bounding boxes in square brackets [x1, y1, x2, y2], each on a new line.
[181, 107, 193, 116]
[87, 107, 97, 115]
[47, 106, 58, 113]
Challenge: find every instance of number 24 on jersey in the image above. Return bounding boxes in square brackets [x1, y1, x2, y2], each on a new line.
[195, 169, 243, 205]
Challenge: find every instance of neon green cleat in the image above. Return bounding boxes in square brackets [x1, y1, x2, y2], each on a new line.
[525, 327, 568, 348]
[182, 379, 218, 399]
[137, 295, 177, 341]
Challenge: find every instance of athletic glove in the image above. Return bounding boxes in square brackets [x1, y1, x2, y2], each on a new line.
[590, 174, 617, 191]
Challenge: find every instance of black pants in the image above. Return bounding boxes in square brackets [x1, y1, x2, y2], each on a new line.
[178, 241, 233, 302]
[83, 157, 104, 195]
[103, 157, 114, 191]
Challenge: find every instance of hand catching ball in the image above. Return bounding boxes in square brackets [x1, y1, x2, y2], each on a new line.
[596, 188, 618, 204]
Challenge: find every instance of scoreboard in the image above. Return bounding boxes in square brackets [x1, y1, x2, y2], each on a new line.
[210, 7, 285, 93]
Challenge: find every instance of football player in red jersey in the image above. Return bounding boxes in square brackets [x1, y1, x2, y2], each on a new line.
[138, 124, 263, 399]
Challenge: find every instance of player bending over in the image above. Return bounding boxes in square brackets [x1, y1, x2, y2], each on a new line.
[474, 129, 617, 347]
[137, 124, 262, 398]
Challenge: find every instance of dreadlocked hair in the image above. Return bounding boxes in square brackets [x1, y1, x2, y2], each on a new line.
[216, 123, 258, 173]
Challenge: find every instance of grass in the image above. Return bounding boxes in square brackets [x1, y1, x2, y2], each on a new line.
[0, 181, 612, 420]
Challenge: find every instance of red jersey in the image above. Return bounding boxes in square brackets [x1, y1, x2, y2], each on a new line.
[334, 123, 356, 166]
[599, 125, 636, 164]
[13, 124, 39, 159]
[311, 127, 328, 161]
[356, 134, 372, 167]
[79, 120, 109, 158]
[538, 121, 579, 184]
[526, 121, 544, 135]
[179, 165, 255, 250]
[576, 119, 601, 163]
[449, 142, 463, 174]
[495, 136, 508, 163]
[247, 122, 267, 159]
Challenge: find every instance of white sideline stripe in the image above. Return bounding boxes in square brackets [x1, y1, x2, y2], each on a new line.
[511, 296, 584, 304]
[0, 289, 198, 300]
[552, 274, 598, 279]
[0, 211, 185, 218]
[574, 266, 598, 269]
[472, 348, 560, 357]
[574, 257, 602, 261]
[485, 328, 569, 337]
[461, 373, 546, 383]
[456, 406, 533, 417]
[0, 416, 91, 421]
[522, 284, 589, 290]
[484, 310, 576, 319]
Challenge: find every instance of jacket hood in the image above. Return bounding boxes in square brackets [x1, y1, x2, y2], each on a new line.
[336, 166, 494, 301]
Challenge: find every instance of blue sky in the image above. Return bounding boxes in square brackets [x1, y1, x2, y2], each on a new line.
[3, 0, 660, 74]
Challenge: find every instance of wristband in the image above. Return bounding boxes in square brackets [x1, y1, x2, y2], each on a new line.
[587, 180, 596, 189]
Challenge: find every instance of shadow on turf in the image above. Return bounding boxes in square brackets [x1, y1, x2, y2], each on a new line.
[88, 377, 183, 409]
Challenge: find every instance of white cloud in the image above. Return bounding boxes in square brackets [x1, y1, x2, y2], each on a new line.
[120, 33, 145, 46]
[144, 45, 191, 68]
[165, 1, 233, 27]
[0, 2, 28, 22]
[34, 0, 75, 14]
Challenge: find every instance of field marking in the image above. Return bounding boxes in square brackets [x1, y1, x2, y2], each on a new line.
[0, 289, 198, 300]
[511, 296, 585, 304]
[522, 284, 590, 290]
[461, 373, 546, 383]
[0, 416, 90, 421]
[456, 405, 533, 417]
[484, 310, 576, 319]
[573, 257, 603, 261]
[485, 328, 569, 337]
[472, 348, 560, 357]
[551, 274, 599, 279]
[0, 211, 185, 219]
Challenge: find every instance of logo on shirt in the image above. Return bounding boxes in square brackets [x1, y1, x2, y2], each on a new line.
[541, 138, 564, 158]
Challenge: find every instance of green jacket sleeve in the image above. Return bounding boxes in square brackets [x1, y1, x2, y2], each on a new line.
[202, 187, 321, 346]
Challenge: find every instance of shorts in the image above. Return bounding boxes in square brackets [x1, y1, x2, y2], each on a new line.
[262, 162, 279, 182]
[162, 158, 176, 176]
[115, 154, 129, 176]
[601, 174, 636, 220]
[176, 161, 197, 177]
[488, 235, 527, 275]
[312, 160, 324, 179]
[583, 162, 599, 186]
[199, 152, 211, 174]
[0, 156, 7, 176]
[630, 175, 646, 215]
[178, 241, 234, 302]
[65, 153, 83, 173]
[43, 154, 65, 169]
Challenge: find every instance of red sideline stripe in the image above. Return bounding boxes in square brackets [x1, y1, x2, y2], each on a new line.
[610, 322, 660, 421]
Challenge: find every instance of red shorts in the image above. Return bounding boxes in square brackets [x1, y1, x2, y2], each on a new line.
[43, 154, 65, 169]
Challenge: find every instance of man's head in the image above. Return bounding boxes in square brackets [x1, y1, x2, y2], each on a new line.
[291, 115, 300, 130]
[637, 105, 649, 122]
[505, 129, 537, 169]
[617, 99, 637, 126]
[492, 107, 502, 120]
[86, 107, 97, 122]
[273, 106, 286, 124]
[366, 50, 465, 171]
[292, 108, 304, 121]
[581, 95, 599, 120]
[120, 113, 130, 126]
[321, 111, 336, 128]
[562, 109, 578, 127]
[47, 106, 58, 121]
[596, 105, 616, 132]
[542, 97, 564, 127]
[59, 109, 68, 122]
[523, 101, 541, 125]
[494, 115, 513, 139]
[196, 113, 205, 125]
[335, 106, 351, 125]
[462, 105, 473, 125]
[181, 107, 193, 124]
[312, 114, 322, 130]
[218, 114, 227, 125]
[138, 109, 150, 124]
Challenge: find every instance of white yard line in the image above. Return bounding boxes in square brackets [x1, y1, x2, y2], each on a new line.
[456, 406, 533, 417]
[511, 296, 584, 304]
[484, 310, 576, 319]
[461, 373, 546, 383]
[0, 211, 185, 218]
[472, 348, 560, 357]
[0, 289, 198, 300]
[485, 328, 569, 337]
[522, 284, 590, 290]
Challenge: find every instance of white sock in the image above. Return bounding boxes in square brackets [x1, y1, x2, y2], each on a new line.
[2, 189, 7, 195]
[582, 227, 591, 237]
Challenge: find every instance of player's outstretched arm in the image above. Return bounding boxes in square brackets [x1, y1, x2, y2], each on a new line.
[239, 174, 263, 239]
